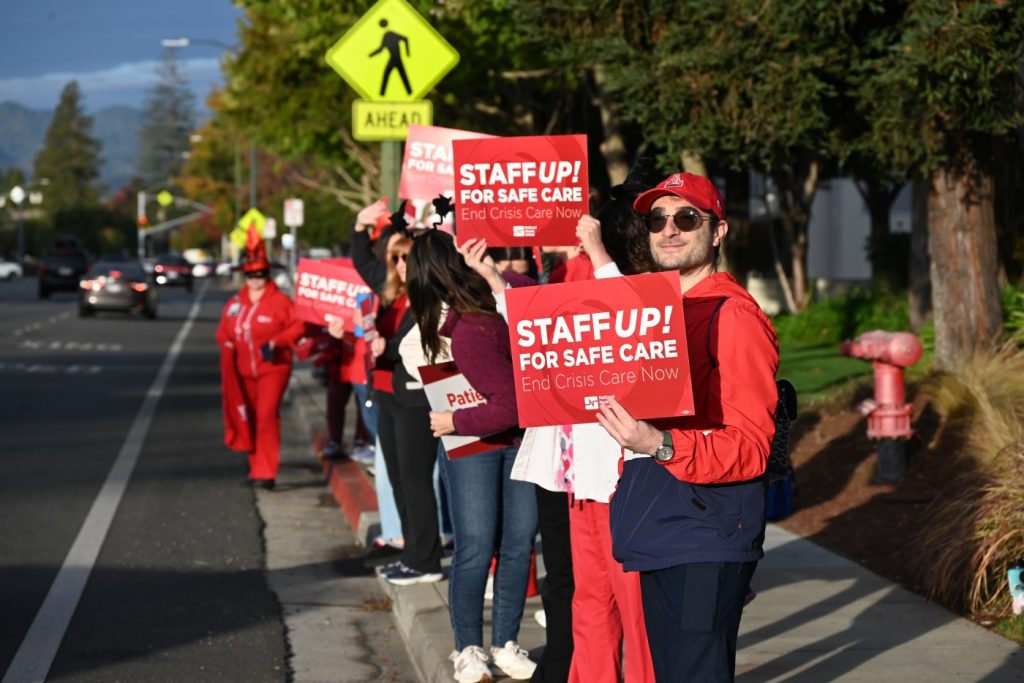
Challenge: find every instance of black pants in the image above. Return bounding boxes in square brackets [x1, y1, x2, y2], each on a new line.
[326, 375, 351, 445]
[639, 561, 756, 683]
[374, 390, 441, 573]
[531, 487, 573, 683]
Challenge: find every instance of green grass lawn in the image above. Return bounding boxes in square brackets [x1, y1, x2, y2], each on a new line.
[778, 342, 873, 404]
[777, 336, 935, 406]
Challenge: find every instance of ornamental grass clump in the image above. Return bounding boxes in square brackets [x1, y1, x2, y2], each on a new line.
[913, 342, 1024, 616]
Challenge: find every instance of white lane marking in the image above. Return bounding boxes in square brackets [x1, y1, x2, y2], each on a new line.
[11, 311, 72, 337]
[17, 340, 123, 352]
[0, 363, 103, 375]
[1, 281, 209, 683]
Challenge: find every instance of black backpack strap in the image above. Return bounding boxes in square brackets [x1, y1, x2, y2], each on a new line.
[706, 297, 730, 369]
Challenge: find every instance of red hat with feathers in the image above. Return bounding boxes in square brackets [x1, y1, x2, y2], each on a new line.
[242, 222, 270, 272]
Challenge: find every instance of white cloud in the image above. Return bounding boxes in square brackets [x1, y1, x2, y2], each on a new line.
[0, 58, 223, 111]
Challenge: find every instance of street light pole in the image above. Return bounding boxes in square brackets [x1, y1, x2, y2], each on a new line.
[9, 185, 26, 266]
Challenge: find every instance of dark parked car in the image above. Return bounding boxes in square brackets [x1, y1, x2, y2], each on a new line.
[78, 261, 157, 319]
[38, 236, 89, 298]
[153, 253, 193, 293]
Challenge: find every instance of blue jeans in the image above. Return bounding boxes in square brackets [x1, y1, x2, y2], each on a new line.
[441, 442, 538, 650]
[374, 434, 403, 543]
[351, 382, 377, 441]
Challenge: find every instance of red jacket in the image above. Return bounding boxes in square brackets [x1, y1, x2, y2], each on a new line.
[650, 272, 780, 484]
[610, 272, 779, 571]
[216, 282, 305, 378]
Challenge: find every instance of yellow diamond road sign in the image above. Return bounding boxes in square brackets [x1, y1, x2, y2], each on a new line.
[229, 227, 248, 249]
[237, 208, 266, 235]
[325, 0, 459, 102]
[352, 100, 432, 141]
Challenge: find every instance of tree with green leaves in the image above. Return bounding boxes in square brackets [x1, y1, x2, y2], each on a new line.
[33, 81, 103, 216]
[857, 0, 1023, 369]
[598, 0, 858, 311]
[137, 49, 197, 185]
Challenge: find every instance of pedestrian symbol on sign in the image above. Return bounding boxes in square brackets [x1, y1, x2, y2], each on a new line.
[324, 0, 459, 103]
[370, 19, 412, 97]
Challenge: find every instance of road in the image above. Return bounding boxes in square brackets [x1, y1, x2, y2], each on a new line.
[0, 275, 415, 683]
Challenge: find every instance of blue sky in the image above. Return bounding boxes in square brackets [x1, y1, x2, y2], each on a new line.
[0, 0, 242, 111]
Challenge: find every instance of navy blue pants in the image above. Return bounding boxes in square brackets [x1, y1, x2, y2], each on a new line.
[639, 561, 756, 683]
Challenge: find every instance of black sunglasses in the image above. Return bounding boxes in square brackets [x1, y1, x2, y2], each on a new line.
[245, 270, 269, 279]
[390, 253, 409, 264]
[644, 207, 717, 233]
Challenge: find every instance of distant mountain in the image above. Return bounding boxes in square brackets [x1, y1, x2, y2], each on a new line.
[0, 102, 51, 172]
[0, 101, 141, 194]
[91, 106, 141, 192]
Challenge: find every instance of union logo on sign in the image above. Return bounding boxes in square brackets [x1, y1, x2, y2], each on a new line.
[325, 0, 460, 102]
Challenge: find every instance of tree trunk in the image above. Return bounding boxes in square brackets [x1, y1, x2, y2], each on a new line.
[857, 180, 902, 291]
[680, 151, 708, 177]
[908, 177, 931, 331]
[928, 148, 1003, 370]
[592, 67, 629, 188]
[723, 168, 751, 284]
[772, 161, 819, 310]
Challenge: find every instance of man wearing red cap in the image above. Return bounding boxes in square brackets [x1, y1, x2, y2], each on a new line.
[595, 173, 779, 682]
[216, 224, 305, 488]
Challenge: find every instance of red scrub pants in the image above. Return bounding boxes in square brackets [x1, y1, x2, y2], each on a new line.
[567, 499, 655, 683]
[240, 369, 290, 480]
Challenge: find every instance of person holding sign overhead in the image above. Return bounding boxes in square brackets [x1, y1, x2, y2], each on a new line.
[346, 199, 445, 586]
[594, 172, 780, 683]
[407, 229, 540, 683]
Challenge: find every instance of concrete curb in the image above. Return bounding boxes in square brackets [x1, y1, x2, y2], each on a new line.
[289, 370, 380, 547]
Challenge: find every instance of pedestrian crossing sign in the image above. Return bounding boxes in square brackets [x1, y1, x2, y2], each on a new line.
[325, 0, 459, 102]
[237, 208, 267, 235]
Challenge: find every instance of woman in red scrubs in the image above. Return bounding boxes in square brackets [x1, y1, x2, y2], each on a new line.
[217, 225, 304, 489]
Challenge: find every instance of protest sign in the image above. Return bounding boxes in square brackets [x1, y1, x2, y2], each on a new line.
[294, 257, 372, 329]
[452, 134, 588, 246]
[505, 272, 694, 427]
[400, 125, 493, 201]
[420, 361, 496, 458]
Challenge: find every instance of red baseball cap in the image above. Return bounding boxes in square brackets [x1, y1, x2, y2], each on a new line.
[633, 172, 725, 219]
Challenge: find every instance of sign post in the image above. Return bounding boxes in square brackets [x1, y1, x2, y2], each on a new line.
[325, 0, 459, 208]
[284, 197, 304, 282]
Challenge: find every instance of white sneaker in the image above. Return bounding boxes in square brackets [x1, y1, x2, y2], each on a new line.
[449, 645, 492, 682]
[533, 609, 546, 629]
[491, 641, 536, 680]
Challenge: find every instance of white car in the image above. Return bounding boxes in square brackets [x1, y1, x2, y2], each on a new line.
[0, 258, 23, 280]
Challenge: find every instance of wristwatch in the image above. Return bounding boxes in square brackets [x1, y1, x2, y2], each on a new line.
[653, 431, 674, 462]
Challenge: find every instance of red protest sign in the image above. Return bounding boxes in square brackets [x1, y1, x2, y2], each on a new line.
[453, 134, 588, 246]
[420, 361, 496, 459]
[400, 125, 494, 202]
[294, 257, 372, 329]
[505, 272, 694, 427]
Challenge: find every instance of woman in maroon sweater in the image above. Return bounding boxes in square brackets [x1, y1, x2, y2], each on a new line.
[407, 230, 539, 682]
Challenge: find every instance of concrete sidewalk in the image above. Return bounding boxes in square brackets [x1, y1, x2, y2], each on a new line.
[290, 366, 1024, 682]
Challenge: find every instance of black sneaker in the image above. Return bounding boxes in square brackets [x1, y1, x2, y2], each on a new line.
[362, 543, 403, 568]
[250, 479, 275, 491]
[383, 562, 443, 586]
[320, 441, 347, 461]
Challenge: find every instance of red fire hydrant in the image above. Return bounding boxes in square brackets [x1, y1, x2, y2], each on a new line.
[840, 330, 923, 481]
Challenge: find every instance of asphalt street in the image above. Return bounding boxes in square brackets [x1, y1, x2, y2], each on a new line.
[0, 275, 414, 682]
